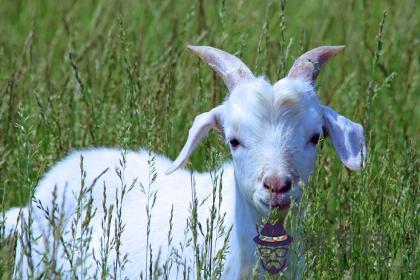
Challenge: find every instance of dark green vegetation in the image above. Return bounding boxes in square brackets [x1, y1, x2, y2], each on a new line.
[0, 0, 418, 278]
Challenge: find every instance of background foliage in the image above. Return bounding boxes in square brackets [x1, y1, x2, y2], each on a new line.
[0, 0, 418, 278]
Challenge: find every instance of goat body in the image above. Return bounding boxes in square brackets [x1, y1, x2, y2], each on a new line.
[6, 149, 244, 278]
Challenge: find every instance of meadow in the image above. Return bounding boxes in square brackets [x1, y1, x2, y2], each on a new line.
[0, 0, 418, 278]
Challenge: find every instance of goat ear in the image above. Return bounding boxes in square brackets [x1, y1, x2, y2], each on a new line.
[322, 105, 366, 171]
[166, 105, 224, 174]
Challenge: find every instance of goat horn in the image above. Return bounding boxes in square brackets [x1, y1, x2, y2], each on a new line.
[187, 45, 255, 92]
[287, 46, 345, 84]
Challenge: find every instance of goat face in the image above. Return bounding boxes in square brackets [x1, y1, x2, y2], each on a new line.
[223, 78, 323, 215]
[167, 45, 366, 216]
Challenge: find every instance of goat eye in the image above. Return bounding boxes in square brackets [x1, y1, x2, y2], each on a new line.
[229, 138, 241, 148]
[309, 133, 320, 145]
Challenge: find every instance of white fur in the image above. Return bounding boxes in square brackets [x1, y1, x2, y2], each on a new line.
[6, 149, 235, 278]
[4, 76, 364, 279]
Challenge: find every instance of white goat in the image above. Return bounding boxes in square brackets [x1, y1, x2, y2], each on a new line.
[4, 45, 365, 279]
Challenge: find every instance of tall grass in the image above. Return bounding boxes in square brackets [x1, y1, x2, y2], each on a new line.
[0, 0, 418, 278]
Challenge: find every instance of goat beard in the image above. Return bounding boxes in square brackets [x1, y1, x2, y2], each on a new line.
[265, 208, 288, 224]
[255, 214, 292, 275]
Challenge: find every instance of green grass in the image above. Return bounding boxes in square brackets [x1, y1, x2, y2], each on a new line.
[0, 0, 418, 278]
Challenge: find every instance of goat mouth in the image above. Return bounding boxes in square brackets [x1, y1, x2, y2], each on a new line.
[260, 200, 290, 210]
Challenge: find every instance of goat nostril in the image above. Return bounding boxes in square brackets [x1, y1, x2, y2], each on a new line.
[263, 176, 292, 193]
[281, 179, 292, 193]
